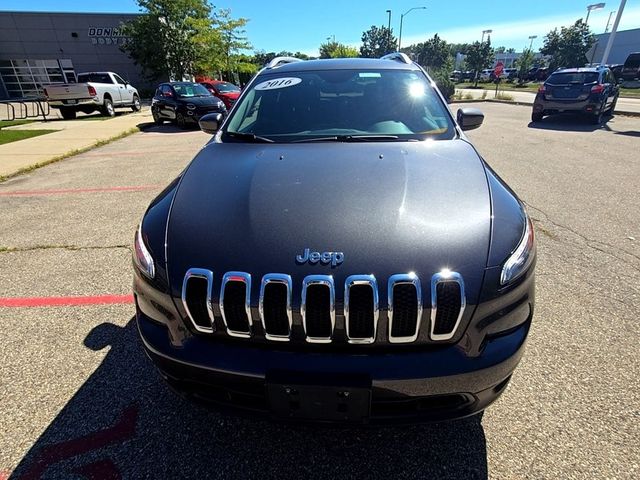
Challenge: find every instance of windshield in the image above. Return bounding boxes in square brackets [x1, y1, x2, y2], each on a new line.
[216, 82, 240, 93]
[547, 72, 598, 84]
[173, 83, 211, 98]
[224, 69, 454, 142]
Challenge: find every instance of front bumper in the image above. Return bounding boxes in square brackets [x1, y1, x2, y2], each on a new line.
[137, 308, 530, 423]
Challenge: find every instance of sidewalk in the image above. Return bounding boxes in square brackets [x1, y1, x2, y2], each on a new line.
[455, 88, 640, 114]
[0, 108, 153, 179]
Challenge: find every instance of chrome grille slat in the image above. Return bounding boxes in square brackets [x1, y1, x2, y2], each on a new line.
[388, 273, 422, 343]
[259, 274, 293, 341]
[430, 271, 466, 341]
[219, 272, 252, 338]
[301, 275, 335, 343]
[182, 268, 215, 333]
[344, 275, 378, 344]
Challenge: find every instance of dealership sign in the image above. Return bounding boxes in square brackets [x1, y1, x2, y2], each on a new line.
[88, 27, 128, 46]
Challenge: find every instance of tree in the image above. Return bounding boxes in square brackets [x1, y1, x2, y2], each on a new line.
[319, 41, 358, 58]
[213, 8, 251, 79]
[465, 39, 495, 87]
[360, 26, 397, 58]
[515, 48, 535, 84]
[415, 34, 451, 70]
[540, 19, 594, 70]
[120, 0, 215, 81]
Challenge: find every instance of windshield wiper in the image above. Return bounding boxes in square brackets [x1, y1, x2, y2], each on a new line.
[293, 135, 399, 143]
[225, 131, 274, 143]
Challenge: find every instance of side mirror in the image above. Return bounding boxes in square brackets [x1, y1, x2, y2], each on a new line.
[199, 113, 223, 134]
[456, 107, 484, 131]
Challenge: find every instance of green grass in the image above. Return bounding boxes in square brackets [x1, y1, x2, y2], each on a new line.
[0, 119, 36, 129]
[0, 129, 56, 145]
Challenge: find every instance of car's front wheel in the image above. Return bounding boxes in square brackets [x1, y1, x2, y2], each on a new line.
[175, 112, 187, 129]
[152, 109, 163, 125]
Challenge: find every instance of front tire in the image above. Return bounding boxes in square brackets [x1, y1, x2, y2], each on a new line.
[102, 98, 115, 117]
[131, 94, 141, 112]
[175, 112, 187, 129]
[60, 108, 77, 120]
[152, 109, 163, 125]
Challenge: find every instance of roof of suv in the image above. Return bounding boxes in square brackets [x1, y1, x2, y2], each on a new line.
[553, 67, 607, 74]
[261, 58, 422, 74]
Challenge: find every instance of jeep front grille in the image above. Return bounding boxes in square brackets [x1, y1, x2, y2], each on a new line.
[388, 274, 422, 343]
[259, 274, 292, 341]
[301, 275, 335, 343]
[344, 275, 378, 344]
[181, 270, 465, 344]
[182, 268, 215, 333]
[220, 272, 252, 338]
[430, 271, 466, 341]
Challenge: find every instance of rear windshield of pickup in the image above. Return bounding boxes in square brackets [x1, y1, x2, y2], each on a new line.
[77, 73, 113, 84]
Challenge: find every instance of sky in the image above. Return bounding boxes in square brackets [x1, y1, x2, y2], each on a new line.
[2, 0, 639, 56]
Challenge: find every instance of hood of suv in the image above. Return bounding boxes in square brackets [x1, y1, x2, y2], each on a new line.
[166, 139, 491, 303]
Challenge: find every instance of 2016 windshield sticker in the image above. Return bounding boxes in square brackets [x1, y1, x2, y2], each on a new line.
[255, 77, 302, 90]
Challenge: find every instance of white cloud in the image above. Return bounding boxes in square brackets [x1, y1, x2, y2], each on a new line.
[401, 5, 640, 49]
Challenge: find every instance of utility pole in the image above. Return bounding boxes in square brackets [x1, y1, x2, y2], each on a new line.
[386, 10, 392, 52]
[601, 0, 626, 65]
[605, 10, 616, 32]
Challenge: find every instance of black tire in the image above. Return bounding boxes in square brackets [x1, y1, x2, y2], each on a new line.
[131, 94, 141, 112]
[609, 95, 618, 114]
[531, 112, 543, 122]
[152, 109, 163, 125]
[590, 102, 605, 125]
[102, 97, 115, 117]
[175, 112, 187, 129]
[60, 108, 77, 120]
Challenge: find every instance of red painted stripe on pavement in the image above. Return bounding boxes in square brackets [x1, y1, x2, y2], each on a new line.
[0, 294, 134, 308]
[0, 185, 160, 197]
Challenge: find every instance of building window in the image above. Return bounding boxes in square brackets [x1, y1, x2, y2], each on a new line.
[0, 59, 76, 99]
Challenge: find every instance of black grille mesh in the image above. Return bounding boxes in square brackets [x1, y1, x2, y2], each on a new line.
[391, 283, 418, 338]
[433, 282, 462, 335]
[347, 284, 375, 339]
[185, 276, 211, 329]
[262, 282, 290, 336]
[223, 281, 250, 333]
[305, 285, 332, 338]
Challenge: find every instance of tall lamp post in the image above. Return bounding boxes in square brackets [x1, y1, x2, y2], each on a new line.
[481, 29, 492, 43]
[605, 10, 616, 32]
[398, 6, 427, 51]
[601, 0, 626, 65]
[528, 35, 537, 50]
[386, 9, 392, 52]
[585, 3, 605, 25]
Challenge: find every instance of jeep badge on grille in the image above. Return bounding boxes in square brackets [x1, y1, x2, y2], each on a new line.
[295, 248, 344, 267]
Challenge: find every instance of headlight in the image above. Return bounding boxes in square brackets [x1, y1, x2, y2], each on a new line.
[134, 223, 155, 279]
[500, 213, 535, 285]
[217, 101, 225, 109]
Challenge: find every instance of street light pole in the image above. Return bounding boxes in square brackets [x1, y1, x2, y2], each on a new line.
[601, 0, 626, 65]
[528, 35, 537, 50]
[605, 10, 616, 32]
[386, 9, 392, 52]
[585, 2, 605, 26]
[398, 6, 427, 51]
[481, 29, 492, 44]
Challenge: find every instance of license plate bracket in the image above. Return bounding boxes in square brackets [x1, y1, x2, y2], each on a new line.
[267, 383, 371, 422]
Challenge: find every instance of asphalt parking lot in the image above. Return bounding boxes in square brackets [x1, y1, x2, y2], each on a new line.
[1, 104, 638, 479]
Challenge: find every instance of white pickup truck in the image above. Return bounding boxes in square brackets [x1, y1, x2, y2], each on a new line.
[43, 72, 141, 120]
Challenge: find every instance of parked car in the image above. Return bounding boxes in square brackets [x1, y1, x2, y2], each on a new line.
[531, 66, 619, 124]
[43, 71, 140, 120]
[133, 54, 536, 424]
[621, 52, 640, 82]
[607, 64, 624, 82]
[198, 80, 241, 109]
[526, 67, 549, 82]
[479, 69, 493, 81]
[151, 82, 227, 128]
